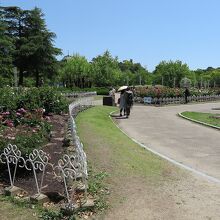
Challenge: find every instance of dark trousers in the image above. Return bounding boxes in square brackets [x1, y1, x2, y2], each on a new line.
[126, 107, 131, 116]
[120, 108, 126, 116]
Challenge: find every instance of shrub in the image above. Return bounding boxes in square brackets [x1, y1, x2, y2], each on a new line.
[0, 122, 51, 155]
[134, 86, 220, 98]
[0, 87, 19, 110]
[38, 87, 68, 114]
[0, 107, 52, 155]
[0, 86, 68, 114]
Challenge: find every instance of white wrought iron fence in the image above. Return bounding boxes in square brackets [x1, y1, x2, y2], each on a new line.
[0, 94, 93, 209]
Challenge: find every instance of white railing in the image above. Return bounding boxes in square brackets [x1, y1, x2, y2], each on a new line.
[63, 91, 97, 98]
[0, 94, 94, 210]
[136, 94, 220, 105]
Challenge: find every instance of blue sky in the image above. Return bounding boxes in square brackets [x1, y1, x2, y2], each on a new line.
[1, 0, 220, 71]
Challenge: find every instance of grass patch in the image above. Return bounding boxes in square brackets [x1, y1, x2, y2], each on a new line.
[93, 95, 103, 101]
[0, 195, 77, 220]
[181, 111, 220, 128]
[75, 106, 179, 216]
[0, 196, 38, 220]
[87, 167, 109, 212]
[76, 106, 167, 178]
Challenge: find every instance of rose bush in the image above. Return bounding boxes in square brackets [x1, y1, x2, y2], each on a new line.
[134, 86, 220, 98]
[0, 86, 68, 113]
[0, 107, 52, 155]
[0, 86, 68, 155]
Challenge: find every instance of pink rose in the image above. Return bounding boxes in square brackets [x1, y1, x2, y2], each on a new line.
[16, 112, 22, 116]
[18, 108, 27, 114]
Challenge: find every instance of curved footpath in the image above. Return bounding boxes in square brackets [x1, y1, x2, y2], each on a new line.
[118, 102, 220, 181]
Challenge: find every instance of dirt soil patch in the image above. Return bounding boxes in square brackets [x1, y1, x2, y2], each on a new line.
[0, 114, 68, 196]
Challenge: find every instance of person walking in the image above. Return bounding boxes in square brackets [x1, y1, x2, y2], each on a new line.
[119, 90, 126, 116]
[109, 87, 116, 106]
[184, 87, 190, 104]
[124, 87, 134, 118]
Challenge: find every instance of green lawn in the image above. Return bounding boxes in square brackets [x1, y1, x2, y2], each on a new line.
[181, 111, 220, 128]
[75, 106, 182, 217]
[93, 95, 103, 101]
[76, 106, 170, 179]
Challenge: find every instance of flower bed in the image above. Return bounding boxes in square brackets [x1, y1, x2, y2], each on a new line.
[0, 86, 68, 113]
[134, 86, 220, 98]
[0, 107, 52, 155]
[0, 86, 68, 155]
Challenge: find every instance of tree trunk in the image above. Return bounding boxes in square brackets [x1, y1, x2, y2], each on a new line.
[18, 68, 23, 86]
[35, 69, 39, 87]
[88, 81, 92, 88]
[77, 78, 80, 88]
[82, 77, 85, 88]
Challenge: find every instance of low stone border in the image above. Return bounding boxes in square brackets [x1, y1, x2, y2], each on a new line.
[178, 112, 220, 130]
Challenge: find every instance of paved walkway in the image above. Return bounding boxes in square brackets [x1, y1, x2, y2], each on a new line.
[118, 102, 220, 181]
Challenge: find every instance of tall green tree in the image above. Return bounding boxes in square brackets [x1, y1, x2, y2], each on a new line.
[91, 50, 121, 87]
[23, 7, 61, 87]
[210, 69, 220, 87]
[60, 54, 92, 88]
[119, 59, 150, 85]
[153, 60, 190, 87]
[0, 9, 14, 80]
[1, 6, 61, 87]
[193, 67, 220, 88]
[0, 6, 29, 85]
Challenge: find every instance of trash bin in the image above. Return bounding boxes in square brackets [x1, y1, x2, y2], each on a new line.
[103, 96, 113, 106]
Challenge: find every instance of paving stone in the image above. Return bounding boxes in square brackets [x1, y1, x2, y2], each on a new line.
[76, 182, 87, 192]
[30, 193, 49, 204]
[80, 198, 95, 209]
[54, 137, 64, 141]
[4, 186, 24, 196]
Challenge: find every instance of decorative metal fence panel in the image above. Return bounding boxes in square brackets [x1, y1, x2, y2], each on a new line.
[0, 95, 92, 209]
[140, 94, 220, 105]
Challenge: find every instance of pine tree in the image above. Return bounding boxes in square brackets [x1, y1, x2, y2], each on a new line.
[0, 6, 61, 86]
[24, 7, 61, 87]
[0, 7, 15, 80]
